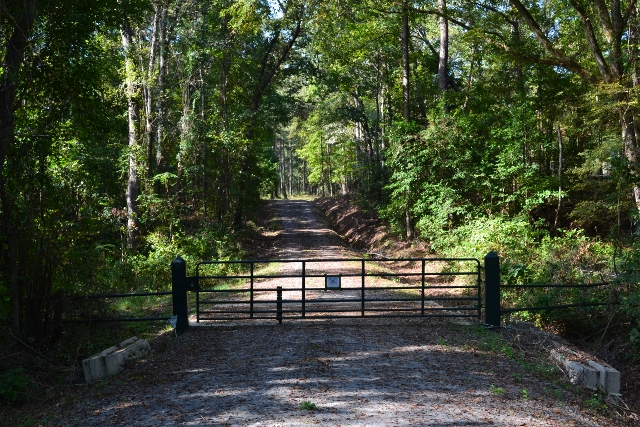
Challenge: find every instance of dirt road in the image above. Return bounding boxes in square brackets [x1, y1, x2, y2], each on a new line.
[60, 200, 615, 426]
[263, 199, 352, 259]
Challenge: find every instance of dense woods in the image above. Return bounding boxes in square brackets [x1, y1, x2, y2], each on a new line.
[1, 0, 639, 355]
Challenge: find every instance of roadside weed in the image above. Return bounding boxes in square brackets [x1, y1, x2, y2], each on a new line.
[521, 389, 529, 399]
[584, 393, 606, 411]
[0, 367, 35, 405]
[489, 384, 505, 395]
[299, 401, 319, 410]
[554, 388, 563, 400]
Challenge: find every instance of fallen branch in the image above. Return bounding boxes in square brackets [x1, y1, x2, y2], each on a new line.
[0, 326, 57, 366]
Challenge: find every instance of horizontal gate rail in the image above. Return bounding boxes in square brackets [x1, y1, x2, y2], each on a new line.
[483, 252, 618, 328]
[195, 314, 478, 320]
[63, 290, 173, 324]
[196, 296, 480, 303]
[500, 282, 609, 289]
[70, 291, 173, 299]
[191, 257, 482, 323]
[500, 302, 613, 313]
[196, 272, 478, 279]
[197, 285, 475, 291]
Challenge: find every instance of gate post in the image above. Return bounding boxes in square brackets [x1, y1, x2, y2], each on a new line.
[484, 251, 501, 328]
[276, 286, 283, 324]
[172, 256, 190, 335]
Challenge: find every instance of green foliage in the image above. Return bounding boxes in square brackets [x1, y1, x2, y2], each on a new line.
[95, 224, 245, 293]
[584, 392, 607, 412]
[432, 214, 616, 329]
[427, 216, 537, 263]
[382, 117, 476, 237]
[612, 243, 640, 348]
[299, 401, 319, 410]
[0, 368, 34, 405]
[293, 93, 359, 196]
[489, 384, 505, 395]
[472, 325, 516, 357]
[382, 97, 557, 241]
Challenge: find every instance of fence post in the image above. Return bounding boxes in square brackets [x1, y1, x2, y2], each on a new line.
[484, 251, 501, 328]
[276, 286, 283, 324]
[172, 256, 189, 335]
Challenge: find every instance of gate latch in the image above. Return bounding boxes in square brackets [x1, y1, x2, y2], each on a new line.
[186, 276, 200, 291]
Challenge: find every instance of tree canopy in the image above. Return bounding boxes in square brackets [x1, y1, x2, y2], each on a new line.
[1, 0, 640, 344]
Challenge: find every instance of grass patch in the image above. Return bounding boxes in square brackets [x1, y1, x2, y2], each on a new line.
[489, 384, 505, 395]
[299, 401, 320, 410]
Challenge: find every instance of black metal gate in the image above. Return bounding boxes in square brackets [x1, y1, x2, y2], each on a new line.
[191, 257, 482, 322]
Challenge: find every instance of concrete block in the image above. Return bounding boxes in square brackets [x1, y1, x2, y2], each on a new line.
[118, 336, 151, 363]
[550, 348, 622, 396]
[82, 337, 151, 383]
[566, 361, 599, 389]
[588, 360, 621, 394]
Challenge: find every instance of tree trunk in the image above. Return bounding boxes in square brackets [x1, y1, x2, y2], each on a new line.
[144, 5, 160, 180]
[1, 191, 20, 334]
[200, 68, 207, 217]
[0, 0, 38, 178]
[405, 205, 413, 240]
[0, 0, 38, 334]
[279, 139, 288, 199]
[177, 80, 190, 202]
[438, 0, 449, 93]
[511, 19, 525, 95]
[622, 107, 640, 212]
[156, 3, 169, 172]
[220, 10, 231, 132]
[402, 1, 413, 239]
[327, 142, 334, 197]
[288, 142, 293, 196]
[463, 44, 478, 110]
[121, 18, 141, 249]
[630, 6, 640, 213]
[303, 160, 307, 193]
[553, 126, 563, 233]
[401, 1, 410, 121]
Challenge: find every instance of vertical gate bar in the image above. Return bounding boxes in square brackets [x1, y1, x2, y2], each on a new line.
[195, 263, 200, 323]
[302, 261, 306, 317]
[250, 262, 254, 319]
[361, 260, 366, 317]
[196, 287, 200, 323]
[421, 259, 426, 316]
[477, 262, 482, 319]
[276, 286, 283, 324]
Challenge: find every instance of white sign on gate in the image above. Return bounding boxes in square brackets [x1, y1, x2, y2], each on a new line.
[325, 276, 341, 289]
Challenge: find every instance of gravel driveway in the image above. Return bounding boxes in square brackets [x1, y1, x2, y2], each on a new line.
[63, 200, 612, 426]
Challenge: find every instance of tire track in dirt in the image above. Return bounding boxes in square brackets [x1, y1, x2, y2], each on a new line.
[265, 199, 353, 259]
